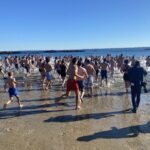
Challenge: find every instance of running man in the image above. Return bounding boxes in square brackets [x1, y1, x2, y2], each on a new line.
[57, 57, 84, 110]
[85, 59, 96, 97]
[77, 60, 88, 101]
[45, 57, 53, 90]
[3, 72, 23, 110]
[100, 58, 109, 86]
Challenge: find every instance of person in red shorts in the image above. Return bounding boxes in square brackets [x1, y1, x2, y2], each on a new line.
[57, 57, 84, 110]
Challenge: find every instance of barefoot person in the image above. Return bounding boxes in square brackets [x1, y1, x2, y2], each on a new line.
[0, 65, 5, 78]
[57, 57, 84, 110]
[77, 60, 88, 102]
[121, 59, 131, 93]
[85, 59, 96, 96]
[109, 57, 116, 80]
[3, 72, 23, 110]
[100, 58, 109, 86]
[60, 59, 67, 86]
[45, 57, 53, 90]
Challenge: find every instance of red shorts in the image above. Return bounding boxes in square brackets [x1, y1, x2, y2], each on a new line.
[66, 79, 79, 93]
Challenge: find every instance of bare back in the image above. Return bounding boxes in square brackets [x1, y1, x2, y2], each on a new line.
[7, 77, 16, 88]
[86, 64, 96, 76]
[45, 63, 52, 72]
[67, 64, 77, 80]
[101, 62, 108, 70]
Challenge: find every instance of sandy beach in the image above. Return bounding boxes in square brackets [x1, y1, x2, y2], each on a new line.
[0, 68, 150, 150]
[1, 0, 150, 149]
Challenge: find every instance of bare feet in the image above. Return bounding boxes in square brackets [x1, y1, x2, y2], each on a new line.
[81, 97, 83, 103]
[3, 104, 7, 110]
[76, 106, 82, 110]
[19, 104, 23, 108]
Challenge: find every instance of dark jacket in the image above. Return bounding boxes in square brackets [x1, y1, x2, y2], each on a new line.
[128, 66, 147, 86]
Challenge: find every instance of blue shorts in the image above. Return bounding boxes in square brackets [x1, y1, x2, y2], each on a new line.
[101, 70, 107, 79]
[46, 72, 52, 81]
[8, 88, 18, 97]
[77, 80, 84, 92]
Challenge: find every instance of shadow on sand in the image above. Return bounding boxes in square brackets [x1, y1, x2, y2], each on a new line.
[0, 99, 74, 119]
[77, 121, 150, 141]
[0, 108, 74, 120]
[44, 109, 131, 123]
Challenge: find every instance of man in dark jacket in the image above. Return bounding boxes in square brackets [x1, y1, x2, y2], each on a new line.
[128, 61, 147, 113]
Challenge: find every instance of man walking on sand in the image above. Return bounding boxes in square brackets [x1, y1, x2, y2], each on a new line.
[128, 61, 147, 113]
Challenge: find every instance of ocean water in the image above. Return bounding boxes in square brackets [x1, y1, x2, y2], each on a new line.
[0, 47, 150, 58]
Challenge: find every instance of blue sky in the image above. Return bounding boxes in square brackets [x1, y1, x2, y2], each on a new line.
[0, 0, 150, 50]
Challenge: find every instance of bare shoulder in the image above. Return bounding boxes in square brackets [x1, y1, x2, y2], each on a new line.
[73, 65, 78, 70]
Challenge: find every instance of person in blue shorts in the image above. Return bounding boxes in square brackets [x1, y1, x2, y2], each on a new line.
[76, 60, 88, 101]
[3, 72, 23, 110]
[100, 58, 109, 86]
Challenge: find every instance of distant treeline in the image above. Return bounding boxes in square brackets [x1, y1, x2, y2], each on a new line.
[0, 50, 85, 54]
[0, 51, 21, 54]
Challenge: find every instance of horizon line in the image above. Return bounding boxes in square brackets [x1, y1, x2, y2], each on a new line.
[1, 46, 150, 52]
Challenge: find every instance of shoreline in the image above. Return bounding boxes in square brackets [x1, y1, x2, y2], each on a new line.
[0, 46, 150, 55]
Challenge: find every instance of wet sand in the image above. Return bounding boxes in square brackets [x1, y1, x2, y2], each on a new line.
[0, 71, 150, 150]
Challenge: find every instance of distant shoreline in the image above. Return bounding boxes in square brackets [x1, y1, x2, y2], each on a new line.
[0, 46, 150, 54]
[0, 47, 150, 56]
[0, 50, 85, 54]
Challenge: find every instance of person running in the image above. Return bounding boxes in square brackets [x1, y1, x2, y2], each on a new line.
[109, 57, 116, 80]
[121, 59, 131, 93]
[24, 57, 31, 76]
[37, 58, 44, 81]
[146, 56, 150, 68]
[57, 57, 84, 110]
[54, 59, 61, 81]
[117, 54, 124, 71]
[94, 61, 100, 82]
[0, 60, 5, 78]
[44, 57, 53, 90]
[131, 56, 136, 66]
[40, 62, 46, 89]
[77, 60, 88, 101]
[85, 59, 96, 97]
[100, 58, 109, 86]
[60, 59, 67, 86]
[4, 57, 10, 72]
[3, 72, 23, 110]
[14, 56, 19, 71]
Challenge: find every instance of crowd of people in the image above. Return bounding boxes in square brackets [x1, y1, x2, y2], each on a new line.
[0, 54, 150, 112]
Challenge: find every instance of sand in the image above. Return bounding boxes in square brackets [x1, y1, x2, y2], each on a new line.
[0, 70, 150, 150]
